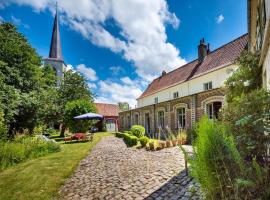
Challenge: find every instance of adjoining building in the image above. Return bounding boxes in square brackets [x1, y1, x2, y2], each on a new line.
[119, 35, 248, 134]
[43, 4, 67, 86]
[248, 0, 270, 90]
[95, 103, 119, 132]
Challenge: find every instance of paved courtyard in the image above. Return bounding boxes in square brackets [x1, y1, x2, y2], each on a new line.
[59, 136, 201, 200]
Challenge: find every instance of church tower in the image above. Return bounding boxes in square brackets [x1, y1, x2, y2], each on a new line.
[43, 3, 66, 86]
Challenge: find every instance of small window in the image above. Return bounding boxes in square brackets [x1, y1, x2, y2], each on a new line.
[204, 82, 212, 91]
[173, 92, 179, 99]
[154, 97, 158, 104]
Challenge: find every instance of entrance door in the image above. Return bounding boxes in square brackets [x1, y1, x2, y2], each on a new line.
[145, 113, 150, 134]
[106, 119, 116, 132]
[207, 101, 222, 119]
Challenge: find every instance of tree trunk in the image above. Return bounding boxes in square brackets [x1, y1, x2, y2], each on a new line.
[60, 123, 66, 137]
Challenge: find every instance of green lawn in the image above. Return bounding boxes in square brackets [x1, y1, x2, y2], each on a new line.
[0, 132, 114, 200]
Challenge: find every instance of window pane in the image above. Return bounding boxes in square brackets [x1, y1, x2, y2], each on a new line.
[177, 107, 185, 128]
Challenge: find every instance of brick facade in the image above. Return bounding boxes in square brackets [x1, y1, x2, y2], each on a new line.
[119, 88, 225, 133]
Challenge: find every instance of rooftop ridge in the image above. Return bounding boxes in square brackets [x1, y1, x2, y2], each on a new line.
[138, 33, 248, 99]
[152, 33, 248, 82]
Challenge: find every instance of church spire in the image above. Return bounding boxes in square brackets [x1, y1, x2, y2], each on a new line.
[49, 2, 62, 60]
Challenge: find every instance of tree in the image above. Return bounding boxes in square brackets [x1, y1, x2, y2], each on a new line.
[223, 51, 270, 163]
[0, 23, 60, 135]
[225, 51, 261, 103]
[0, 23, 42, 92]
[58, 70, 95, 136]
[118, 102, 129, 111]
[64, 99, 96, 133]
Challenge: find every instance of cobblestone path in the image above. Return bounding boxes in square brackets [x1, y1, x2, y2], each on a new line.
[59, 136, 201, 200]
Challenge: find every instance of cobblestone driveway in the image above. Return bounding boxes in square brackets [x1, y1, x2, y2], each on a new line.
[59, 136, 201, 200]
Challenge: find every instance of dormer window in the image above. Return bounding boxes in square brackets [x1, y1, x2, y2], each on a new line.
[204, 82, 212, 91]
[173, 92, 179, 99]
[154, 97, 158, 104]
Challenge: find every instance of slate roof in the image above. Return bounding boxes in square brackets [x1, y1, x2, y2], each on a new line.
[48, 6, 63, 60]
[138, 34, 248, 99]
[95, 103, 119, 117]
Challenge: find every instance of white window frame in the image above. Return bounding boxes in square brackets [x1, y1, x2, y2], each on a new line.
[176, 107, 186, 129]
[173, 92, 179, 99]
[157, 110, 165, 128]
[204, 81, 213, 91]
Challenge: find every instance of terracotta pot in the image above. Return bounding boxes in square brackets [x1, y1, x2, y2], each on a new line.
[158, 141, 165, 149]
[149, 142, 155, 151]
[182, 140, 187, 145]
[166, 140, 171, 148]
[160, 142, 166, 149]
[172, 140, 177, 146]
[156, 145, 162, 150]
[177, 139, 182, 145]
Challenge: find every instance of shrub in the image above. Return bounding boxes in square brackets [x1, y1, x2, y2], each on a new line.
[64, 99, 96, 133]
[222, 89, 270, 164]
[44, 127, 59, 136]
[139, 136, 149, 147]
[0, 135, 61, 169]
[115, 132, 124, 138]
[33, 125, 45, 135]
[190, 116, 244, 199]
[130, 125, 145, 137]
[122, 133, 138, 147]
[186, 126, 197, 144]
[0, 110, 7, 140]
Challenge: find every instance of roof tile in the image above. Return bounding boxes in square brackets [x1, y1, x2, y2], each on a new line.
[95, 103, 119, 117]
[138, 34, 248, 99]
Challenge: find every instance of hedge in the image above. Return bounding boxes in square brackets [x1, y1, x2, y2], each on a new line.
[123, 133, 138, 147]
[139, 136, 149, 147]
[115, 132, 124, 138]
[130, 125, 145, 137]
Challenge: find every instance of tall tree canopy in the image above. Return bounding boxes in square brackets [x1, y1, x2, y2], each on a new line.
[0, 22, 95, 137]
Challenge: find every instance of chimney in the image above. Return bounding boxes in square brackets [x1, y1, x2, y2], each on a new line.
[198, 38, 210, 63]
[162, 70, 166, 76]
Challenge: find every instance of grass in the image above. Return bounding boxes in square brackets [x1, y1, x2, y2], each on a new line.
[0, 132, 114, 200]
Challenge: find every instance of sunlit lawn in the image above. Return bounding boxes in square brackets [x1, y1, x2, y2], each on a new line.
[0, 132, 114, 200]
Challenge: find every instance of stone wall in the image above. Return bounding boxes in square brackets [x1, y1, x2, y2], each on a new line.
[119, 88, 225, 133]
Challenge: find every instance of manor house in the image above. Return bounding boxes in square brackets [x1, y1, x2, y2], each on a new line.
[119, 35, 248, 134]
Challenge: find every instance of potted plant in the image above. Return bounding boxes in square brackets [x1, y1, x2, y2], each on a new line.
[177, 130, 187, 145]
[166, 140, 171, 147]
[149, 141, 155, 151]
[158, 141, 166, 149]
[170, 134, 177, 146]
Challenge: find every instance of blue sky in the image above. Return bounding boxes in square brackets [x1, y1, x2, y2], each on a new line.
[0, 0, 247, 107]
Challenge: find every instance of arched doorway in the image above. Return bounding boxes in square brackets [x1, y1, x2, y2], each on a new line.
[206, 101, 222, 119]
[201, 96, 224, 120]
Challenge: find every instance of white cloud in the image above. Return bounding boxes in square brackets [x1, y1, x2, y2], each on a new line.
[216, 14, 224, 24]
[120, 77, 133, 85]
[11, 15, 29, 28]
[87, 82, 97, 89]
[76, 64, 98, 81]
[65, 64, 73, 71]
[3, 0, 186, 81]
[96, 79, 143, 108]
[109, 66, 124, 75]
